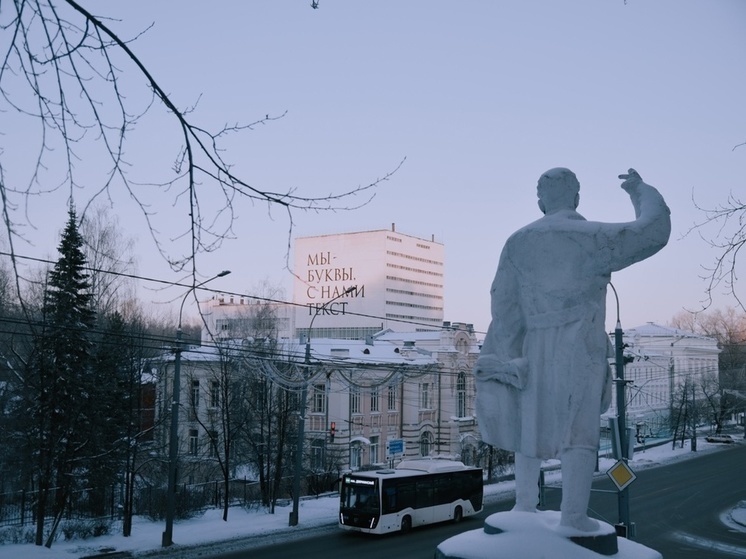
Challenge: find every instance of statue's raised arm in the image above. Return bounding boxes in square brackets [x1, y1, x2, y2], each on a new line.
[609, 168, 671, 271]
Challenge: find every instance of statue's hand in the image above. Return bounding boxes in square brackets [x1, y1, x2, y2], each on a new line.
[618, 168, 643, 192]
[474, 356, 528, 389]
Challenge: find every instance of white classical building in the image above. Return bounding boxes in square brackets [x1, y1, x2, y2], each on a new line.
[604, 322, 720, 438]
[293, 225, 445, 339]
[152, 322, 481, 484]
[301, 322, 482, 470]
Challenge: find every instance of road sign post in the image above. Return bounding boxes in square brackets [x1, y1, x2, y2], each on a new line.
[386, 439, 404, 465]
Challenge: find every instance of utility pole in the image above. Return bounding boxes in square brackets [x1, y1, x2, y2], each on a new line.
[691, 380, 697, 451]
[609, 283, 631, 536]
[162, 270, 231, 547]
[289, 285, 356, 527]
[614, 317, 631, 532]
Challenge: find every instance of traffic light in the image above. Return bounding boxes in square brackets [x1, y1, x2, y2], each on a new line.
[330, 422, 336, 442]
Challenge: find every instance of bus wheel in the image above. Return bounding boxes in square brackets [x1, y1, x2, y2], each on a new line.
[453, 506, 463, 523]
[400, 515, 412, 534]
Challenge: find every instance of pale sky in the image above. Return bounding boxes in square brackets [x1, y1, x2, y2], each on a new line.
[4, 1, 746, 335]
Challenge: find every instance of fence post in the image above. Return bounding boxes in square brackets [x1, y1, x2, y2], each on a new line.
[21, 489, 26, 526]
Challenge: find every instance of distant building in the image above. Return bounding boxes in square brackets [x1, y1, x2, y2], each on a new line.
[304, 322, 482, 470]
[604, 322, 720, 438]
[200, 293, 295, 344]
[293, 225, 444, 339]
[153, 322, 482, 483]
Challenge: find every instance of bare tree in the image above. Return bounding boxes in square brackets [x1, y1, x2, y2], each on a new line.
[670, 308, 746, 372]
[688, 143, 746, 312]
[670, 307, 746, 435]
[80, 204, 137, 317]
[0, 1, 400, 291]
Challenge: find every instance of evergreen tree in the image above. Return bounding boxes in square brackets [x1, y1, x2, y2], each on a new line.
[88, 312, 131, 516]
[27, 206, 96, 546]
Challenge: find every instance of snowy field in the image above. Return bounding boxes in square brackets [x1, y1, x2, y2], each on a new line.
[2, 437, 744, 559]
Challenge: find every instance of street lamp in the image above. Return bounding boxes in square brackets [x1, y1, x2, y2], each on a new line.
[289, 285, 356, 526]
[162, 270, 231, 547]
[609, 282, 632, 537]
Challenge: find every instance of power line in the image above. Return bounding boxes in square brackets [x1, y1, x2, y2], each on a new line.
[0, 250, 486, 336]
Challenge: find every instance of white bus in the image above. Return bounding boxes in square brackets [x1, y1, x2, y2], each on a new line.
[339, 459, 483, 535]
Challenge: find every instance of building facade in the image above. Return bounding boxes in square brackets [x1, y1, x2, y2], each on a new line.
[604, 322, 721, 438]
[152, 322, 481, 486]
[293, 225, 445, 339]
[310, 322, 482, 471]
[200, 293, 295, 343]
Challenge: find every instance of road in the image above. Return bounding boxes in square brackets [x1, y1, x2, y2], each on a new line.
[210, 443, 746, 559]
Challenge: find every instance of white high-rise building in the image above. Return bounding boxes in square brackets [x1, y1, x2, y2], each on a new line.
[293, 225, 444, 339]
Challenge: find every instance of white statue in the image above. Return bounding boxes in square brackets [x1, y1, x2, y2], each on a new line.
[475, 168, 670, 532]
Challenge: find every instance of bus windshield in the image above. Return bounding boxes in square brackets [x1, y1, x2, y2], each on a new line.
[341, 476, 380, 513]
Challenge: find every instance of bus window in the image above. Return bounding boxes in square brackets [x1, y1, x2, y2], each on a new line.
[397, 481, 416, 511]
[415, 478, 434, 508]
[382, 484, 397, 514]
[341, 478, 379, 513]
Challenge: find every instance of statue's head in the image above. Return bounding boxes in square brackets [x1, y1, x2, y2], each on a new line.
[537, 168, 580, 214]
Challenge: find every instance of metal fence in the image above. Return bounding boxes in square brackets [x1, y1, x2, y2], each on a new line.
[0, 479, 271, 529]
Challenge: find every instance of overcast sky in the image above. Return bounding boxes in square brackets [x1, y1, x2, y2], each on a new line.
[5, 1, 746, 335]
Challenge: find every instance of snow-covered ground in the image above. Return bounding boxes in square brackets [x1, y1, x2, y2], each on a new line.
[3, 437, 744, 559]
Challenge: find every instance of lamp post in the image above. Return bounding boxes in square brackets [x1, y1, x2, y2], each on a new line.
[162, 270, 231, 547]
[609, 282, 632, 536]
[289, 285, 356, 526]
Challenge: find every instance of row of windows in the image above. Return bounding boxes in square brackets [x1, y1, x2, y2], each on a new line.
[349, 385, 398, 414]
[386, 263, 443, 278]
[386, 274, 443, 290]
[311, 374, 470, 417]
[303, 326, 381, 340]
[316, 431, 480, 471]
[386, 250, 443, 267]
[386, 288, 444, 300]
[190, 379, 220, 409]
[188, 428, 219, 458]
[189, 373, 470, 419]
[386, 313, 443, 323]
[386, 300, 444, 312]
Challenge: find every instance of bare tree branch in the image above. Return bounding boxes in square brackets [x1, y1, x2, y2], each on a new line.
[0, 1, 399, 296]
[687, 160, 746, 313]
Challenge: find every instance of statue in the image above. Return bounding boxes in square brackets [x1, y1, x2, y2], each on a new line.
[475, 168, 670, 532]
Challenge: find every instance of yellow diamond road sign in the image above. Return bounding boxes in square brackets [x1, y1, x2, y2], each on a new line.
[607, 460, 637, 491]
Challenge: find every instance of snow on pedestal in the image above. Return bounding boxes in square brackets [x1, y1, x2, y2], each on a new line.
[436, 510, 662, 559]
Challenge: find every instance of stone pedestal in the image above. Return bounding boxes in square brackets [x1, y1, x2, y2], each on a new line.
[435, 511, 662, 559]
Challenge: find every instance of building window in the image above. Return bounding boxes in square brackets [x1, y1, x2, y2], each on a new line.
[420, 382, 430, 410]
[208, 430, 219, 458]
[210, 380, 220, 408]
[312, 383, 327, 414]
[370, 387, 380, 413]
[189, 429, 199, 455]
[387, 385, 397, 411]
[457, 373, 467, 418]
[369, 436, 379, 465]
[191, 380, 200, 410]
[311, 439, 324, 471]
[350, 444, 362, 470]
[350, 387, 361, 414]
[419, 431, 433, 457]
